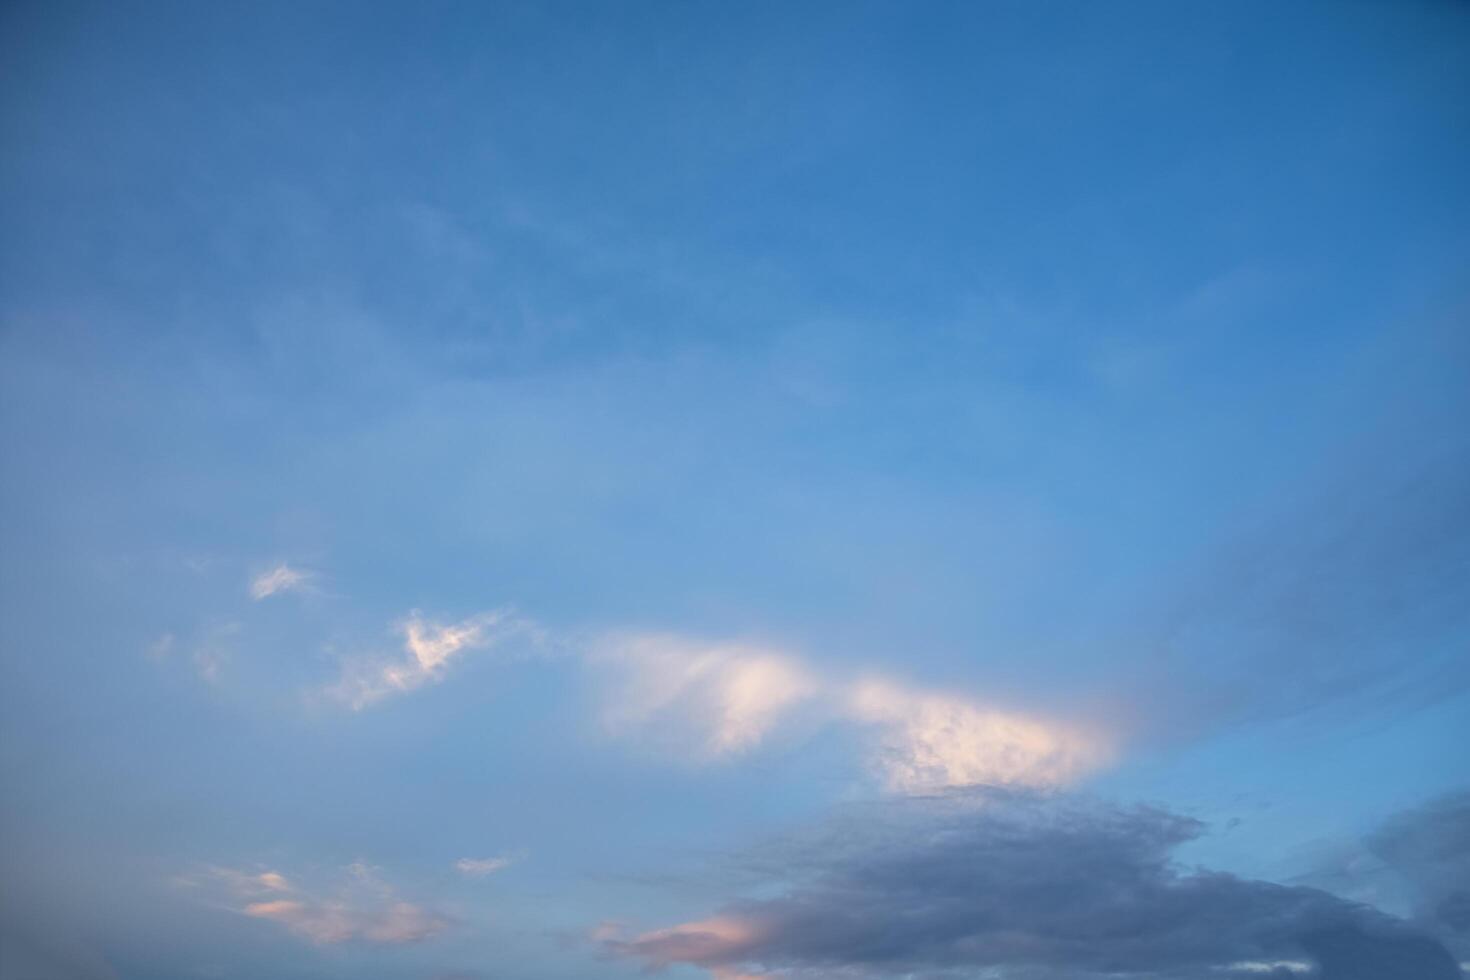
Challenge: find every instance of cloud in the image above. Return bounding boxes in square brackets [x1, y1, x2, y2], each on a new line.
[190, 622, 241, 684]
[249, 563, 314, 600]
[589, 634, 1108, 792]
[603, 790, 1459, 980]
[1226, 962, 1311, 974]
[176, 865, 293, 899]
[846, 677, 1109, 792]
[323, 617, 1109, 794]
[144, 633, 174, 662]
[593, 634, 818, 758]
[256, 871, 291, 892]
[186, 862, 447, 946]
[455, 854, 520, 877]
[328, 609, 524, 709]
[1366, 791, 1470, 943]
[1294, 789, 1470, 963]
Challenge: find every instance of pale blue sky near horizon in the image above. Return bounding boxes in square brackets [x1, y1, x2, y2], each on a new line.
[2, 2, 1468, 979]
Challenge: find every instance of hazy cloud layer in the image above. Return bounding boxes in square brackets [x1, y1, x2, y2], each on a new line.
[605, 790, 1460, 980]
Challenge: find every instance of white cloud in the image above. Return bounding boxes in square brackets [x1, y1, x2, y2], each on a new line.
[249, 563, 314, 600]
[585, 633, 1109, 793]
[1224, 962, 1311, 974]
[454, 854, 520, 877]
[328, 609, 521, 709]
[317, 612, 1108, 795]
[845, 678, 1109, 793]
[593, 634, 817, 758]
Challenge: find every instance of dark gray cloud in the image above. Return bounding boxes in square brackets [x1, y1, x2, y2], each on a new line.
[607, 790, 1459, 980]
[1368, 791, 1470, 950]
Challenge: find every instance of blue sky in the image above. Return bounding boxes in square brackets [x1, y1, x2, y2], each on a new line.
[2, 2, 1468, 979]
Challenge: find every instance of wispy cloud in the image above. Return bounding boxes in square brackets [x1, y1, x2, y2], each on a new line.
[191, 622, 241, 684]
[593, 634, 818, 758]
[178, 865, 293, 898]
[249, 563, 315, 600]
[183, 861, 448, 946]
[1227, 962, 1312, 975]
[244, 898, 445, 945]
[454, 853, 521, 877]
[328, 609, 526, 709]
[589, 632, 1108, 791]
[145, 632, 175, 662]
[321, 612, 1109, 794]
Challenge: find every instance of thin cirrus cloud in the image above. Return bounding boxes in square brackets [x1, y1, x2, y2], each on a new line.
[249, 563, 315, 600]
[454, 853, 522, 877]
[181, 861, 448, 946]
[1228, 963, 1312, 974]
[327, 609, 525, 710]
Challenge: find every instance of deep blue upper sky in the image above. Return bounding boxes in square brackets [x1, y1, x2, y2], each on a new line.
[2, 3, 1468, 979]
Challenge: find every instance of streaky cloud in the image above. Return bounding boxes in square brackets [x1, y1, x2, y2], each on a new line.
[182, 861, 448, 946]
[328, 609, 528, 709]
[249, 563, 315, 601]
[454, 854, 521, 877]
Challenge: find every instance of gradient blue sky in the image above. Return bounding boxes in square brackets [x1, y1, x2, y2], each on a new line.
[2, 2, 1468, 979]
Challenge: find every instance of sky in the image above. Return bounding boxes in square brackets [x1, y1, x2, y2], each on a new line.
[1, 1, 1468, 978]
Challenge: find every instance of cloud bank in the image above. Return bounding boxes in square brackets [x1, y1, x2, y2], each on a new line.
[603, 790, 1460, 980]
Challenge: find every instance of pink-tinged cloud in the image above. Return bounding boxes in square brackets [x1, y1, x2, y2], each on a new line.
[845, 678, 1110, 792]
[603, 916, 767, 970]
[188, 862, 448, 946]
